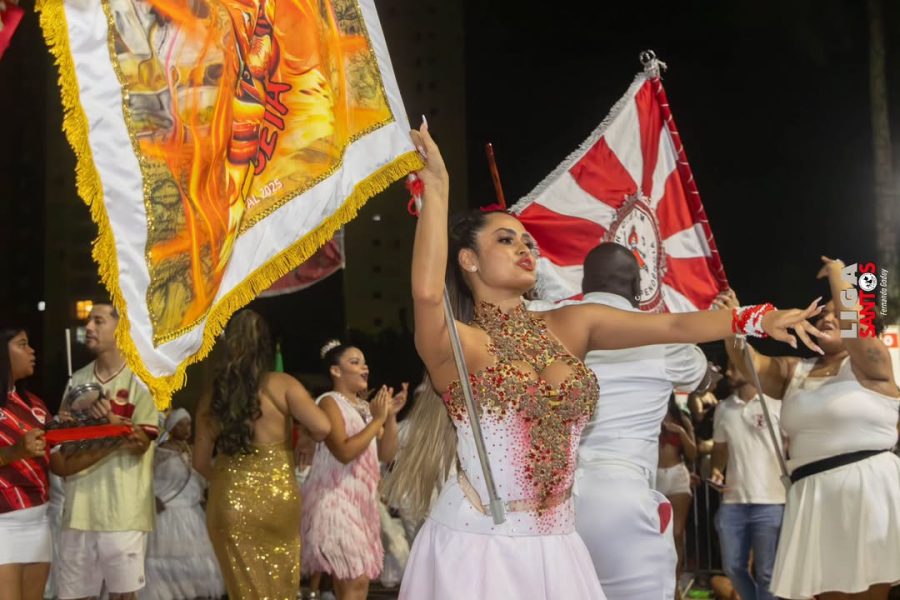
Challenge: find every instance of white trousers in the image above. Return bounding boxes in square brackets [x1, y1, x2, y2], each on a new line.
[575, 462, 677, 600]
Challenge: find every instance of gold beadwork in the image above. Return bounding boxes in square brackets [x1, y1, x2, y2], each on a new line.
[444, 302, 598, 513]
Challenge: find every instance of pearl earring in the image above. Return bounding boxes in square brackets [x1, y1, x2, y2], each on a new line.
[469, 266, 477, 272]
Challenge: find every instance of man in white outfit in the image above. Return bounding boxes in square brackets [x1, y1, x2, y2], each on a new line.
[710, 360, 785, 600]
[533, 243, 712, 599]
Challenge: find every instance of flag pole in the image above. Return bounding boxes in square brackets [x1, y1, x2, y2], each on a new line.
[408, 174, 507, 524]
[484, 143, 507, 209]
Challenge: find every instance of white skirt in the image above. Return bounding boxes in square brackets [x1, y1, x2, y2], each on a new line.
[399, 518, 606, 599]
[0, 504, 51, 565]
[143, 502, 225, 599]
[771, 451, 900, 598]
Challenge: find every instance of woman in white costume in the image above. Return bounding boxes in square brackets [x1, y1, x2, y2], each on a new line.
[143, 409, 224, 600]
[719, 258, 900, 600]
[382, 122, 827, 600]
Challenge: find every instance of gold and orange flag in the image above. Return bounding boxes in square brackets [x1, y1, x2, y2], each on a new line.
[39, 0, 422, 406]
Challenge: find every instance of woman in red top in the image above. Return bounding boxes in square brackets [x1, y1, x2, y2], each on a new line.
[656, 394, 697, 589]
[0, 325, 124, 600]
[0, 324, 51, 600]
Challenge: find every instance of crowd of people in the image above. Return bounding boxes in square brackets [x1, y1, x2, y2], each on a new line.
[0, 124, 898, 600]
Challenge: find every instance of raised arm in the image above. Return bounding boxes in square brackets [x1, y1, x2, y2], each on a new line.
[319, 389, 389, 465]
[410, 123, 455, 375]
[819, 256, 898, 395]
[546, 296, 824, 361]
[714, 290, 801, 399]
[283, 374, 331, 441]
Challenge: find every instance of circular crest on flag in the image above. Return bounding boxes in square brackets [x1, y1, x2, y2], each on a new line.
[603, 194, 666, 312]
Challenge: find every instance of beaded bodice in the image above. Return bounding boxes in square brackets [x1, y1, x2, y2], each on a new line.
[443, 302, 598, 516]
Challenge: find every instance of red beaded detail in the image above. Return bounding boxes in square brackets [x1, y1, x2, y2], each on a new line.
[443, 303, 597, 522]
[731, 303, 776, 338]
[406, 175, 424, 216]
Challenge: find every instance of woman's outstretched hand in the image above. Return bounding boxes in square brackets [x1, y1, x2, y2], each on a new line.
[410, 120, 448, 197]
[761, 298, 829, 354]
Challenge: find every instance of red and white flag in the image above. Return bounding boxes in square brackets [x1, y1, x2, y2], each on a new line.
[0, 1, 24, 61]
[260, 231, 345, 297]
[512, 56, 727, 312]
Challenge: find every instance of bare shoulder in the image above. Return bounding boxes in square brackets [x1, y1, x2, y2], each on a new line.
[539, 304, 608, 358]
[317, 393, 342, 413]
[541, 302, 618, 326]
[263, 371, 303, 392]
[851, 343, 900, 397]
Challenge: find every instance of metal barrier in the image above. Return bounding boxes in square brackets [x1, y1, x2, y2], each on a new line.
[682, 464, 724, 591]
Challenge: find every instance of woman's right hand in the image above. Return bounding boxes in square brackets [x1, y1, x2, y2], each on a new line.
[410, 120, 448, 197]
[16, 429, 46, 459]
[370, 386, 392, 423]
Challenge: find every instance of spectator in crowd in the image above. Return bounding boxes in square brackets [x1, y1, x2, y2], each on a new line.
[56, 303, 160, 600]
[711, 359, 786, 600]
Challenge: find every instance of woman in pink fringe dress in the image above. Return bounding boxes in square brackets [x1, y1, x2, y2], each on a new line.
[301, 341, 407, 600]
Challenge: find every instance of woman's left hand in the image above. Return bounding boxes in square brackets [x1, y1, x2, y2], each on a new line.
[761, 298, 829, 353]
[816, 256, 845, 280]
[410, 121, 448, 197]
[389, 382, 409, 416]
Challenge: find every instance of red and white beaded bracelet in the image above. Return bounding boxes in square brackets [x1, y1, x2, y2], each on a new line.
[732, 303, 776, 338]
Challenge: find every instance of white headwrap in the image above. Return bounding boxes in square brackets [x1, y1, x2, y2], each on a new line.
[158, 408, 191, 444]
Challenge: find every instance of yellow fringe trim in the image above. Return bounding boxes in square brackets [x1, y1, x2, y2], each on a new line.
[36, 0, 423, 409]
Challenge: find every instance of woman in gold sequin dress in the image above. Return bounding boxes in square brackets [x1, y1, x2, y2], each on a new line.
[383, 123, 828, 599]
[193, 310, 332, 599]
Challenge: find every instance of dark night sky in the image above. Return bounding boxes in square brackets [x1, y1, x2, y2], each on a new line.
[464, 0, 898, 317]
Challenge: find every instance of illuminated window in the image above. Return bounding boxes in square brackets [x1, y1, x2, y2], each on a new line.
[75, 300, 94, 320]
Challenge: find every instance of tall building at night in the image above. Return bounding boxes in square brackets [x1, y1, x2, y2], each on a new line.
[343, 0, 468, 336]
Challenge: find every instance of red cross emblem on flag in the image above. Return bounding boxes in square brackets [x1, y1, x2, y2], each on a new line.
[511, 57, 728, 312]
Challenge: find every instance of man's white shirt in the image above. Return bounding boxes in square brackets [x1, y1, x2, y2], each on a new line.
[713, 393, 787, 504]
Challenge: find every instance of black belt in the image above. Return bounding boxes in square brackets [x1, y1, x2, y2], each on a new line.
[790, 449, 891, 484]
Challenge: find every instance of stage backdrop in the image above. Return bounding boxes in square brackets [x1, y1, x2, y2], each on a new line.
[38, 0, 421, 406]
[512, 57, 727, 313]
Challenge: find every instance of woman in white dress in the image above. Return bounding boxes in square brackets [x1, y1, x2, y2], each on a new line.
[143, 409, 225, 600]
[382, 122, 827, 600]
[718, 258, 900, 600]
